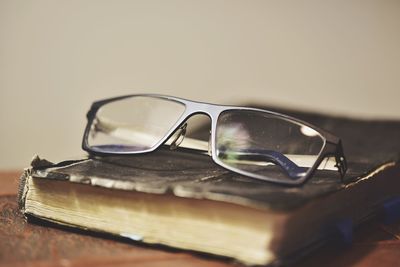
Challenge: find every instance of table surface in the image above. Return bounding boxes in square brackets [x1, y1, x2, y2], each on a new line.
[1, 171, 400, 267]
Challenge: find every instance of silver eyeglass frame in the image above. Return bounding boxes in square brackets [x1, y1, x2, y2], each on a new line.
[82, 94, 347, 185]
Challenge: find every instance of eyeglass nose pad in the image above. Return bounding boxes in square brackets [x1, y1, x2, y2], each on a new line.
[169, 123, 187, 150]
[207, 130, 212, 156]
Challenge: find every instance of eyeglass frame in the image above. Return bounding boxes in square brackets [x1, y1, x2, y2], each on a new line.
[82, 94, 347, 185]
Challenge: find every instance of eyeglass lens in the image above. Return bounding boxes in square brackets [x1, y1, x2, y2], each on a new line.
[215, 110, 325, 182]
[87, 96, 186, 152]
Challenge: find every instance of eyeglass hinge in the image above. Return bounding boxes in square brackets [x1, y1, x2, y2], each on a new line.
[334, 141, 348, 181]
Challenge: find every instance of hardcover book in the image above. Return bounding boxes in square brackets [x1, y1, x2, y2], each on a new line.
[18, 107, 400, 266]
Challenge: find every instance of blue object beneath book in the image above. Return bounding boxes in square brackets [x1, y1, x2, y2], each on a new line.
[334, 218, 353, 245]
[383, 197, 400, 224]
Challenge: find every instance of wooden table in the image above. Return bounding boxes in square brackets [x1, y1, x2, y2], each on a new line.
[1, 171, 400, 267]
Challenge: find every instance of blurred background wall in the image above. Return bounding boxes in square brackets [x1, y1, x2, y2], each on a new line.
[1, 0, 400, 169]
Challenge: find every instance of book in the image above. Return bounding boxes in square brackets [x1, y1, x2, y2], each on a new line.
[18, 107, 400, 266]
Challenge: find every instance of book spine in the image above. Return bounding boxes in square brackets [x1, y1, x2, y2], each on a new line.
[18, 154, 58, 213]
[17, 168, 30, 213]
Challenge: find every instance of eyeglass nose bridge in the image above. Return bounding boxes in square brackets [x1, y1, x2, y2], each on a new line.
[167, 105, 215, 155]
[182, 100, 224, 118]
[180, 100, 225, 147]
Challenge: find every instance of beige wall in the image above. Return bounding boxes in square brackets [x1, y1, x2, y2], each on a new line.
[1, 0, 400, 169]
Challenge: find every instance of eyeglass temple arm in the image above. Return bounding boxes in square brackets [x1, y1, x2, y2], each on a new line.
[216, 148, 308, 180]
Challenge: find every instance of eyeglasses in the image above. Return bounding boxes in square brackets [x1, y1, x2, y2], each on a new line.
[82, 94, 347, 185]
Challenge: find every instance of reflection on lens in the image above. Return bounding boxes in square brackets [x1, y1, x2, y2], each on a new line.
[215, 110, 324, 183]
[87, 96, 186, 153]
[300, 125, 319, 137]
[217, 122, 250, 161]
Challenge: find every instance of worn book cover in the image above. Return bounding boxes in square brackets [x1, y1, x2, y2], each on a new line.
[18, 108, 400, 266]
